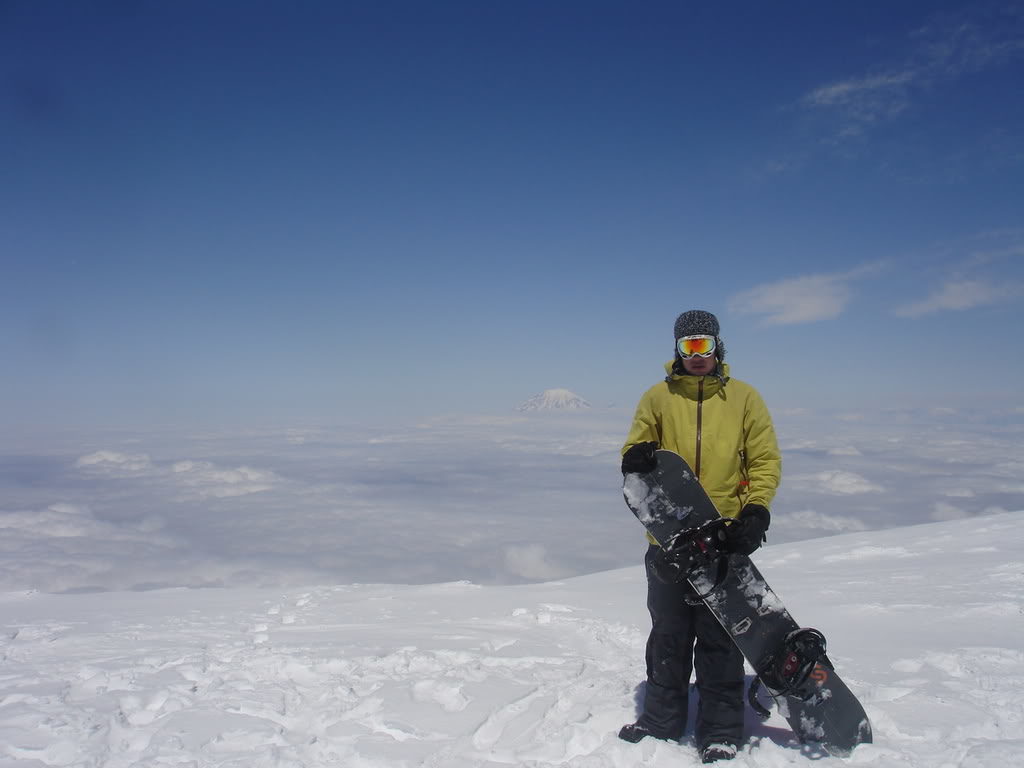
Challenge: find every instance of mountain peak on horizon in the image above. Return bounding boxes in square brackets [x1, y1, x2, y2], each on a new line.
[517, 388, 592, 412]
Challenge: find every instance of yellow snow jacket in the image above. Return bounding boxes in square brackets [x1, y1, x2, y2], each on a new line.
[622, 362, 781, 543]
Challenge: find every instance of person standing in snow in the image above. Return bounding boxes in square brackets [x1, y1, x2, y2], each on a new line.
[618, 309, 782, 764]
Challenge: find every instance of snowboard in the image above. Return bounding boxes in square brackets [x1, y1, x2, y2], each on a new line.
[623, 449, 872, 757]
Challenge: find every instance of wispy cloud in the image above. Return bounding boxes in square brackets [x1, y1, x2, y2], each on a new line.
[803, 71, 916, 138]
[895, 231, 1024, 317]
[727, 264, 883, 325]
[966, 239, 1024, 267]
[894, 278, 1023, 317]
[805, 72, 916, 107]
[803, 7, 1024, 140]
[913, 14, 1024, 77]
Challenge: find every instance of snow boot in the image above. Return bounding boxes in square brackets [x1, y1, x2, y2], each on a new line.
[700, 742, 738, 763]
[618, 722, 674, 744]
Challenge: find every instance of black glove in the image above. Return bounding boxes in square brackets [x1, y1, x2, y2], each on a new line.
[725, 504, 770, 555]
[621, 441, 658, 474]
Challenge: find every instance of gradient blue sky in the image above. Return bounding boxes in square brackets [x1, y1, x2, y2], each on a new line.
[3, 0, 1023, 427]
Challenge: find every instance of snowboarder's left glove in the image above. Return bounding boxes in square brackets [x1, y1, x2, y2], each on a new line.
[725, 504, 770, 555]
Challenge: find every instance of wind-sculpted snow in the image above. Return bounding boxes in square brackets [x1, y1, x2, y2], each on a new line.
[1, 513, 1022, 767]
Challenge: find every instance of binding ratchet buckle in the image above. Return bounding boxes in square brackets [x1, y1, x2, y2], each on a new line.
[655, 518, 734, 604]
[748, 628, 834, 718]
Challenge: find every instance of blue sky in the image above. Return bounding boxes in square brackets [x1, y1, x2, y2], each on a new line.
[3, 0, 1023, 427]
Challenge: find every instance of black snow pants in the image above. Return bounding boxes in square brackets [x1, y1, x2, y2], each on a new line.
[637, 544, 745, 746]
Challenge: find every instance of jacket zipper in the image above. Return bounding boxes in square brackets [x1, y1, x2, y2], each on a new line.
[695, 378, 704, 479]
[739, 449, 750, 497]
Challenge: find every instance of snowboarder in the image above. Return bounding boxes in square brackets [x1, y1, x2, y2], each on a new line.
[618, 309, 782, 763]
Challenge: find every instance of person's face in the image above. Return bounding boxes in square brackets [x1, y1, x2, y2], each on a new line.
[681, 351, 717, 376]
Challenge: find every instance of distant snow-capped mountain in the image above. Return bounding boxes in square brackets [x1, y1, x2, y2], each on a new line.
[517, 388, 592, 412]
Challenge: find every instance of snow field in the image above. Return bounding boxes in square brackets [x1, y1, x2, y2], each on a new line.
[0, 580, 647, 768]
[1, 512, 1022, 767]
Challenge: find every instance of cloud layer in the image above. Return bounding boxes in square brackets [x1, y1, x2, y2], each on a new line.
[2, 406, 1022, 594]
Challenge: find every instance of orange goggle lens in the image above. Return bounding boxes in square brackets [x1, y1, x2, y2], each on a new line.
[677, 335, 716, 359]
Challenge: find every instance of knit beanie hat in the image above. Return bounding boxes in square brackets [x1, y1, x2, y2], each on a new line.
[673, 309, 726, 363]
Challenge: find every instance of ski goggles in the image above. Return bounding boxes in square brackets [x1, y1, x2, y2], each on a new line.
[677, 334, 717, 359]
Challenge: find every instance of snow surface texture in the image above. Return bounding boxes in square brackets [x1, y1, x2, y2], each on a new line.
[516, 389, 592, 411]
[2, 513, 1022, 767]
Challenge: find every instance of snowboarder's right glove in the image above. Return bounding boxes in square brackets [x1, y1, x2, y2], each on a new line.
[725, 504, 770, 555]
[621, 441, 658, 474]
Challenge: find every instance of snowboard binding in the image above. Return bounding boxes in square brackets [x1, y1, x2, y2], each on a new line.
[650, 518, 735, 602]
[662, 517, 730, 562]
[748, 628, 834, 719]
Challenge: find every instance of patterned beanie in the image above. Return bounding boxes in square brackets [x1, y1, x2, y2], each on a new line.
[673, 309, 726, 362]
